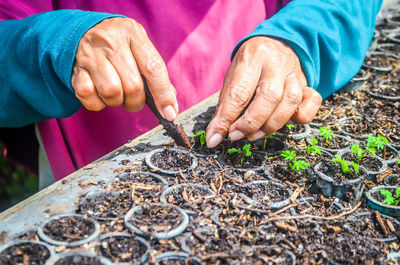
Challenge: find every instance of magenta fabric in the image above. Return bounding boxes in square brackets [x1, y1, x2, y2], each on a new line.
[1, 0, 290, 180]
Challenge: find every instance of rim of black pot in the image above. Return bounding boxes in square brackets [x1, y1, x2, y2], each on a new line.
[0, 240, 55, 264]
[376, 43, 400, 58]
[75, 190, 130, 221]
[275, 123, 311, 141]
[384, 174, 400, 186]
[366, 186, 400, 218]
[210, 209, 242, 232]
[217, 150, 266, 173]
[37, 214, 100, 247]
[387, 252, 400, 261]
[155, 252, 202, 264]
[238, 180, 292, 210]
[96, 232, 150, 265]
[307, 132, 355, 154]
[159, 183, 216, 214]
[145, 148, 198, 175]
[45, 250, 113, 265]
[314, 161, 366, 200]
[115, 171, 169, 193]
[337, 116, 369, 140]
[372, 143, 400, 166]
[336, 148, 388, 179]
[124, 203, 189, 240]
[347, 211, 400, 243]
[362, 51, 394, 72]
[263, 161, 315, 184]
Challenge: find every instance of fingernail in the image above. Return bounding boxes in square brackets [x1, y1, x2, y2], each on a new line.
[207, 133, 223, 149]
[163, 105, 176, 121]
[248, 130, 266, 141]
[229, 130, 245, 141]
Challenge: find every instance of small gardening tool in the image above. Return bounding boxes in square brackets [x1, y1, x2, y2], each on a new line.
[143, 78, 191, 148]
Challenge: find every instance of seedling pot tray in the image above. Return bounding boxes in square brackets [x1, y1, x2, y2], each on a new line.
[46, 250, 113, 265]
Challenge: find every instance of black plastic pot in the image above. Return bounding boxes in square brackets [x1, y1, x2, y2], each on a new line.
[238, 180, 292, 210]
[275, 124, 311, 141]
[347, 211, 400, 243]
[252, 245, 296, 265]
[114, 171, 168, 195]
[37, 214, 100, 247]
[145, 148, 198, 175]
[124, 203, 189, 240]
[367, 79, 400, 102]
[264, 161, 314, 184]
[336, 149, 388, 180]
[366, 186, 400, 218]
[155, 252, 202, 265]
[75, 190, 131, 221]
[377, 43, 400, 58]
[253, 135, 287, 154]
[314, 161, 367, 201]
[384, 174, 400, 186]
[362, 51, 394, 73]
[337, 116, 368, 139]
[374, 143, 400, 166]
[95, 233, 150, 265]
[218, 150, 266, 173]
[0, 240, 54, 265]
[159, 183, 216, 214]
[307, 133, 355, 155]
[46, 251, 113, 265]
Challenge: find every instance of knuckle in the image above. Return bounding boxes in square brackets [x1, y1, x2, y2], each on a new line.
[258, 85, 281, 105]
[239, 115, 261, 132]
[144, 57, 164, 76]
[87, 103, 105, 112]
[228, 84, 251, 109]
[75, 83, 94, 99]
[99, 82, 122, 99]
[124, 78, 143, 96]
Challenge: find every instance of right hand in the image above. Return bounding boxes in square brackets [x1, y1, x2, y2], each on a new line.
[71, 17, 178, 121]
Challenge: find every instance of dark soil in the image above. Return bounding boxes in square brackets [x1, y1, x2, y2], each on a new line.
[314, 135, 351, 150]
[223, 152, 264, 169]
[348, 212, 400, 239]
[112, 172, 166, 198]
[54, 255, 103, 265]
[318, 159, 362, 182]
[278, 124, 305, 135]
[0, 242, 50, 265]
[127, 204, 183, 235]
[96, 235, 147, 263]
[76, 192, 131, 220]
[42, 215, 95, 243]
[370, 80, 400, 97]
[151, 150, 193, 171]
[342, 152, 383, 172]
[268, 162, 312, 183]
[253, 136, 286, 153]
[241, 181, 290, 206]
[157, 257, 201, 265]
[363, 53, 393, 68]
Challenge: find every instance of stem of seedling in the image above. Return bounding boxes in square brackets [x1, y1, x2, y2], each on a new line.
[281, 150, 310, 172]
[332, 156, 359, 175]
[318, 126, 333, 146]
[263, 133, 276, 151]
[227, 144, 253, 165]
[194, 130, 206, 149]
[306, 137, 321, 156]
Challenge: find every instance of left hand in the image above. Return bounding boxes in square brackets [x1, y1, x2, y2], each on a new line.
[206, 36, 322, 148]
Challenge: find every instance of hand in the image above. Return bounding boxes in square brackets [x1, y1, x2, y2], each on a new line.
[71, 17, 178, 121]
[206, 36, 322, 148]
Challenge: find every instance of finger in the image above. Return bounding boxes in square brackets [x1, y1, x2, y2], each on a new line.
[250, 72, 303, 140]
[89, 58, 124, 107]
[72, 67, 106, 111]
[106, 45, 145, 112]
[290, 86, 322, 124]
[205, 51, 262, 148]
[228, 67, 286, 141]
[129, 24, 178, 121]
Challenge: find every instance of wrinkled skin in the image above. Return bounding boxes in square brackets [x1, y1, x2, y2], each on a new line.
[72, 18, 322, 147]
[206, 36, 322, 148]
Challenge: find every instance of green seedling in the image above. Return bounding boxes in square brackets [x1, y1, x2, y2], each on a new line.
[367, 134, 389, 150]
[262, 133, 276, 151]
[286, 124, 294, 130]
[318, 127, 333, 145]
[306, 137, 321, 156]
[281, 150, 310, 172]
[227, 144, 253, 165]
[397, 159, 400, 165]
[332, 156, 359, 175]
[194, 130, 206, 149]
[380, 187, 400, 206]
[351, 144, 376, 163]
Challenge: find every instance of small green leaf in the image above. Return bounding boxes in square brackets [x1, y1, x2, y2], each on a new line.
[351, 161, 359, 174]
[286, 124, 294, 130]
[311, 137, 319, 145]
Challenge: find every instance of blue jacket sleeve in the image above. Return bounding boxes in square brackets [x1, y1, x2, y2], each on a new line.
[0, 10, 124, 127]
[233, 0, 383, 99]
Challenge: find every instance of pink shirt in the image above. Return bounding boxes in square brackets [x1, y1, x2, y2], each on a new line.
[3, 0, 290, 180]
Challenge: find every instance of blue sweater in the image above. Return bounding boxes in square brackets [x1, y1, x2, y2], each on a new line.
[0, 0, 382, 127]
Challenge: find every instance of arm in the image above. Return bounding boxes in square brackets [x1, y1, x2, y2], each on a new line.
[0, 11, 178, 128]
[0, 10, 121, 127]
[206, 0, 382, 148]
